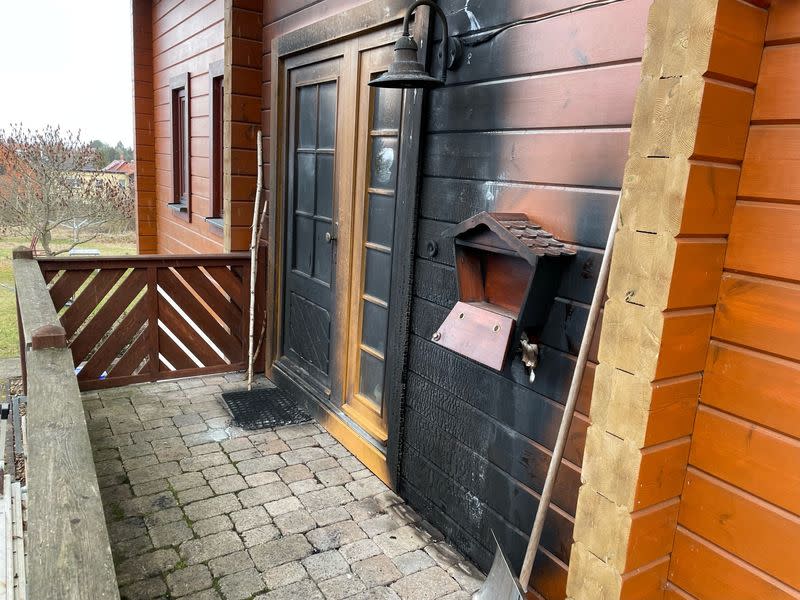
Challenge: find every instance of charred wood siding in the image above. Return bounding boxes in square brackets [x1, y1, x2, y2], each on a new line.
[152, 0, 224, 254]
[403, 1, 649, 598]
[667, 3, 800, 598]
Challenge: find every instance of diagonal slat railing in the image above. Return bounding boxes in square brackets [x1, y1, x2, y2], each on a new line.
[32, 246, 266, 391]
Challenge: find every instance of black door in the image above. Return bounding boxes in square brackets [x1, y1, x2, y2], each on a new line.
[282, 68, 338, 393]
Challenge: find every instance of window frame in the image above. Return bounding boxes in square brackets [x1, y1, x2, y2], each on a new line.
[169, 72, 191, 221]
[207, 60, 225, 231]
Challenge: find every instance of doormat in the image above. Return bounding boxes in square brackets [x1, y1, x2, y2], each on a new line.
[221, 387, 311, 430]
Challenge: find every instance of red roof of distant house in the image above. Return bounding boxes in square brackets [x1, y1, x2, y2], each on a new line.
[103, 159, 135, 175]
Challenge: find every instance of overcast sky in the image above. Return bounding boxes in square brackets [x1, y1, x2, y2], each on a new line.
[0, 1, 134, 146]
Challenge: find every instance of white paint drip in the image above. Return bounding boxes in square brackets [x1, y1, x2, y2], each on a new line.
[463, 0, 480, 31]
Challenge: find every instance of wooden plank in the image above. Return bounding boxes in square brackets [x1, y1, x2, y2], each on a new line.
[69, 269, 148, 367]
[428, 63, 641, 132]
[25, 348, 119, 599]
[703, 341, 800, 439]
[423, 130, 630, 189]
[707, 0, 768, 87]
[739, 126, 800, 203]
[157, 295, 225, 367]
[61, 268, 126, 339]
[766, 0, 800, 44]
[678, 469, 800, 589]
[159, 268, 241, 359]
[752, 45, 800, 121]
[689, 406, 800, 516]
[726, 201, 800, 281]
[713, 273, 800, 362]
[78, 300, 149, 380]
[204, 265, 245, 308]
[157, 327, 196, 371]
[669, 528, 799, 600]
[12, 257, 61, 348]
[108, 331, 150, 378]
[48, 269, 94, 312]
[174, 266, 242, 334]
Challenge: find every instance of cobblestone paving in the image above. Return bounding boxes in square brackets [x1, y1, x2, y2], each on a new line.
[85, 373, 485, 600]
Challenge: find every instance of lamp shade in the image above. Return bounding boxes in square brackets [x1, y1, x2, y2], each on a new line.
[369, 34, 444, 89]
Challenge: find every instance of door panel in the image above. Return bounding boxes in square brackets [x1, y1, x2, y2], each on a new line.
[283, 61, 340, 392]
[343, 44, 404, 442]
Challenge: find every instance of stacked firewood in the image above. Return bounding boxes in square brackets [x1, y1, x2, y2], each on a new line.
[0, 384, 27, 600]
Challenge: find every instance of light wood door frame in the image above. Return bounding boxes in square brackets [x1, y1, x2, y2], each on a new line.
[266, 0, 432, 488]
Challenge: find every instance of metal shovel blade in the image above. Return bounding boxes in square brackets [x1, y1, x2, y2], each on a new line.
[472, 534, 525, 600]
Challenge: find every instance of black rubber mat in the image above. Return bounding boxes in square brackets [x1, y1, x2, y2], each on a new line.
[221, 387, 311, 430]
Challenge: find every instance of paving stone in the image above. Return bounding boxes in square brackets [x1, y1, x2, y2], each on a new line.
[169, 471, 206, 492]
[237, 455, 286, 475]
[257, 578, 323, 600]
[103, 483, 134, 503]
[289, 479, 324, 495]
[313, 433, 336, 447]
[133, 479, 170, 498]
[306, 520, 366, 551]
[127, 461, 182, 485]
[122, 491, 178, 517]
[108, 517, 148, 543]
[209, 474, 248, 494]
[203, 463, 238, 480]
[180, 530, 244, 565]
[154, 444, 192, 462]
[345, 498, 381, 522]
[261, 561, 307, 590]
[245, 471, 281, 487]
[346, 476, 389, 500]
[179, 378, 206, 390]
[386, 504, 422, 527]
[286, 436, 318, 450]
[327, 444, 351, 459]
[132, 426, 180, 445]
[166, 564, 212, 597]
[281, 447, 328, 466]
[249, 534, 313, 571]
[119, 443, 155, 460]
[439, 593, 471, 600]
[299, 487, 354, 512]
[302, 550, 350, 582]
[190, 442, 221, 456]
[205, 417, 230, 428]
[277, 464, 313, 484]
[119, 576, 168, 600]
[179, 424, 208, 436]
[318, 573, 366, 600]
[248, 431, 278, 444]
[389, 567, 459, 600]
[184, 493, 241, 521]
[238, 481, 291, 507]
[352, 469, 372, 481]
[317, 467, 352, 487]
[338, 456, 364, 473]
[209, 549, 255, 578]
[361, 514, 399, 538]
[447, 562, 484, 594]
[221, 437, 253, 453]
[229, 448, 261, 462]
[231, 505, 270, 532]
[353, 554, 403, 587]
[350, 588, 402, 600]
[97, 459, 126, 478]
[192, 514, 233, 537]
[275, 423, 320, 441]
[265, 496, 302, 517]
[174, 413, 204, 428]
[144, 507, 184, 527]
[117, 548, 181, 586]
[219, 567, 266, 600]
[259, 439, 290, 455]
[114, 534, 155, 560]
[180, 452, 229, 472]
[424, 542, 464, 570]
[375, 526, 433, 558]
[273, 509, 316, 535]
[177, 485, 214, 505]
[340, 539, 382, 564]
[374, 491, 404, 511]
[242, 524, 281, 548]
[183, 429, 229, 447]
[312, 506, 350, 527]
[149, 519, 193, 548]
[393, 551, 436, 576]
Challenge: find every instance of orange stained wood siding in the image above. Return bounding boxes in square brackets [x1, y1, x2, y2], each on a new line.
[132, 0, 225, 254]
[667, 1, 800, 598]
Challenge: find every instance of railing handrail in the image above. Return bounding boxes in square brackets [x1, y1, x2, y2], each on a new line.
[37, 251, 251, 271]
[12, 247, 120, 600]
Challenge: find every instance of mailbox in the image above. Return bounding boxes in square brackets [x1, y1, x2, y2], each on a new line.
[432, 212, 576, 372]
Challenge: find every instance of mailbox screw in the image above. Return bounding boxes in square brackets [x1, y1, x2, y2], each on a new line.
[432, 331, 442, 342]
[493, 324, 500, 333]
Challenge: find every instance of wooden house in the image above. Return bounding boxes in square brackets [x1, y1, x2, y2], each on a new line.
[130, 1, 800, 598]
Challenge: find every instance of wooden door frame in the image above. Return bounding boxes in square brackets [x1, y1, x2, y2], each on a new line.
[265, 0, 431, 488]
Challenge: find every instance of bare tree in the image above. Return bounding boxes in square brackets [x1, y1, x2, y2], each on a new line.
[0, 125, 134, 255]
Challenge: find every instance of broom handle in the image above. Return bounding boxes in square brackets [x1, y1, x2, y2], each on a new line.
[519, 199, 621, 590]
[247, 132, 264, 390]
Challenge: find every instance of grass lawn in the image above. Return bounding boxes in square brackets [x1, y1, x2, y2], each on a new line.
[0, 234, 136, 359]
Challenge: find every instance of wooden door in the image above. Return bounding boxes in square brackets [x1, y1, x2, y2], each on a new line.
[342, 44, 404, 444]
[282, 58, 342, 395]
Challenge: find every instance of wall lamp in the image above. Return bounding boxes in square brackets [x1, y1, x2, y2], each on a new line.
[369, 0, 461, 89]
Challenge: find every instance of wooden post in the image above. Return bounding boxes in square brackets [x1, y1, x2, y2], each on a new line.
[12, 248, 33, 395]
[147, 266, 160, 381]
[565, 1, 769, 599]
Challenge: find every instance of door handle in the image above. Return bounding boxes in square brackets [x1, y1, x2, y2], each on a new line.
[325, 231, 336, 243]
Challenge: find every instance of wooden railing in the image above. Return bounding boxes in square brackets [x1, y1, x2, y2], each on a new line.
[13, 247, 119, 599]
[33, 246, 265, 391]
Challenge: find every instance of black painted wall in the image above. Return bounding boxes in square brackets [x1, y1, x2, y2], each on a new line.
[397, 0, 651, 596]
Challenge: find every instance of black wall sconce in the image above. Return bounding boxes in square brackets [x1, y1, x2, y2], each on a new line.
[369, 0, 461, 89]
